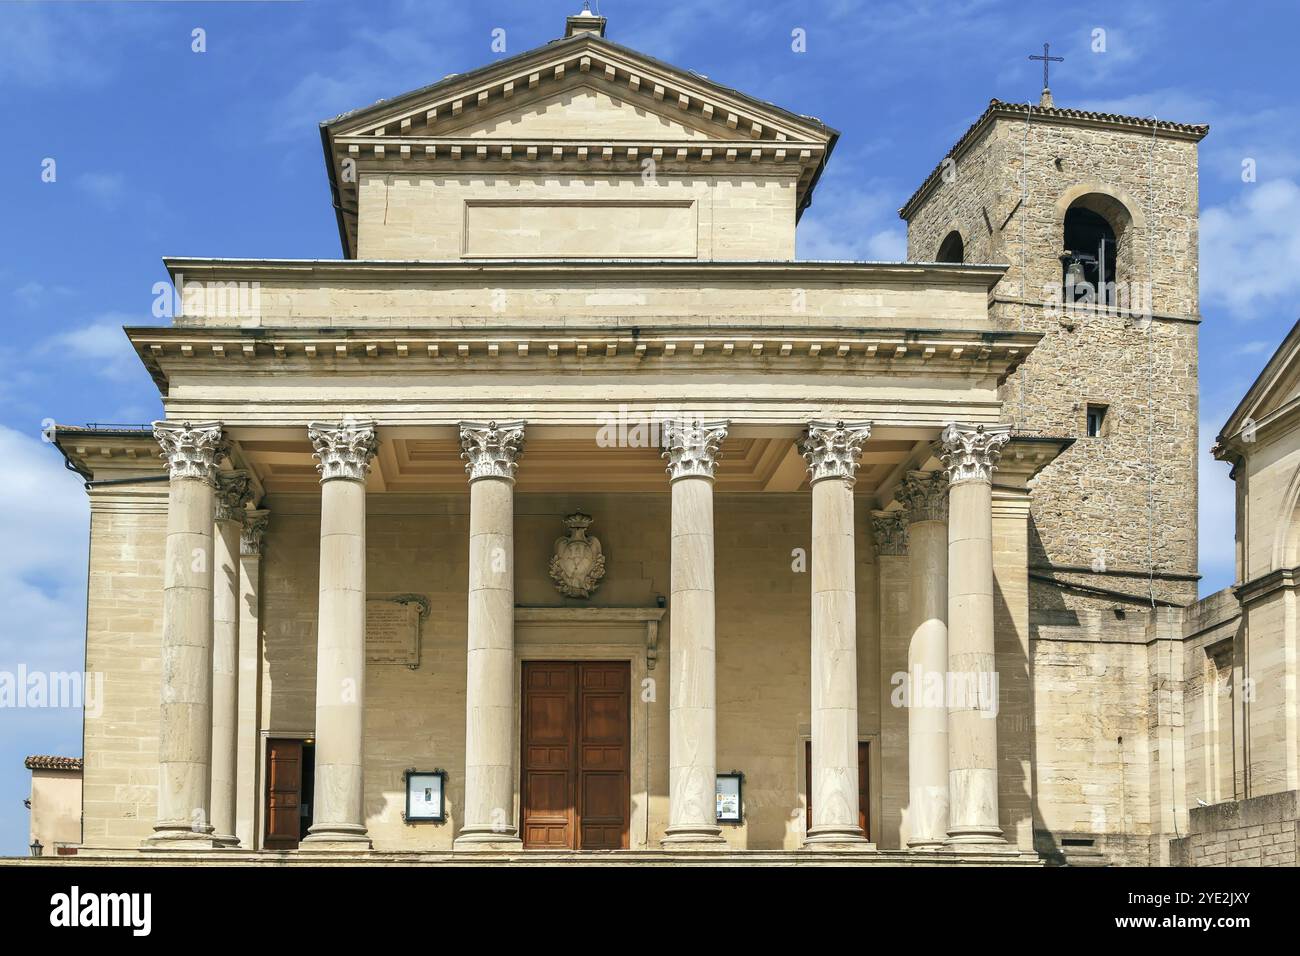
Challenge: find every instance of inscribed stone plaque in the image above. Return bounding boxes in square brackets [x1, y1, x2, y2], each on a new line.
[366, 599, 422, 665]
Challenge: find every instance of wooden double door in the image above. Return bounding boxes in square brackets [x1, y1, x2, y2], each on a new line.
[521, 661, 631, 850]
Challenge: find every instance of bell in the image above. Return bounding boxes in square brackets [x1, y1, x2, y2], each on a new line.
[1065, 259, 1087, 289]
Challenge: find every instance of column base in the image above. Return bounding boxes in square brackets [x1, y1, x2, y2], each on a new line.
[143, 823, 220, 850]
[661, 824, 727, 850]
[453, 826, 523, 851]
[906, 838, 948, 850]
[804, 824, 874, 850]
[945, 825, 1008, 850]
[301, 823, 372, 851]
[211, 833, 241, 848]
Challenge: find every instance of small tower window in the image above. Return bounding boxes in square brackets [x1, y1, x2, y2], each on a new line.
[936, 231, 964, 263]
[1086, 403, 1108, 437]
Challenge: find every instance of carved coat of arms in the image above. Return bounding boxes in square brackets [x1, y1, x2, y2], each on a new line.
[548, 512, 606, 598]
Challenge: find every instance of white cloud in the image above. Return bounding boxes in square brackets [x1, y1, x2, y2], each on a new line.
[1201, 178, 1300, 319]
[796, 178, 907, 261]
[39, 314, 143, 383]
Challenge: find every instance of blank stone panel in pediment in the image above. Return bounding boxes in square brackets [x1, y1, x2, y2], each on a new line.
[435, 84, 716, 141]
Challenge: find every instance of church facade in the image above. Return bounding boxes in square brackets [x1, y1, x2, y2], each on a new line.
[46, 10, 1274, 865]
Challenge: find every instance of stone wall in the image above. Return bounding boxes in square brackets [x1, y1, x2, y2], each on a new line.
[81, 486, 169, 848]
[1171, 790, 1300, 866]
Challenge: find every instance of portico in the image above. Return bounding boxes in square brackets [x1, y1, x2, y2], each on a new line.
[130, 385, 1033, 856]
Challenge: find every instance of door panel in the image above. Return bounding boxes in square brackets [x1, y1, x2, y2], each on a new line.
[521, 663, 575, 848]
[521, 661, 630, 850]
[577, 662, 630, 849]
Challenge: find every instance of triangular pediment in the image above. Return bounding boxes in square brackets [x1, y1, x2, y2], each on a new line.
[321, 31, 838, 257]
[326, 33, 834, 145]
[1220, 319, 1300, 450]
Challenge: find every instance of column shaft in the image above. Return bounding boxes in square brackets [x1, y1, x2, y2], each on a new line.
[906, 515, 949, 847]
[209, 509, 242, 846]
[235, 511, 267, 849]
[806, 476, 868, 845]
[459, 477, 520, 844]
[663, 475, 724, 844]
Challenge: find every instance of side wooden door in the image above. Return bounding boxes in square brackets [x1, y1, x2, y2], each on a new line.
[265, 738, 304, 849]
[805, 740, 871, 840]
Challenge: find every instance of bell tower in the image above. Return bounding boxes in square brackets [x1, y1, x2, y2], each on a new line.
[900, 95, 1208, 610]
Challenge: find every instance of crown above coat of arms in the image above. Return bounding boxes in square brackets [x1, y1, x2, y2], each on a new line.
[548, 511, 606, 599]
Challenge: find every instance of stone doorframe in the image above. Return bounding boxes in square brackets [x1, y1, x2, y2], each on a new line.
[512, 606, 666, 850]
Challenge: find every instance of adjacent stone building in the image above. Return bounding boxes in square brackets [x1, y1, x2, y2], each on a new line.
[25, 10, 1293, 866]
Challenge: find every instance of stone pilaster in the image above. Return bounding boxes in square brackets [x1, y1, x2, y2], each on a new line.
[872, 507, 910, 847]
[799, 421, 872, 848]
[455, 420, 526, 849]
[302, 420, 378, 849]
[147, 420, 227, 847]
[661, 419, 729, 848]
[897, 469, 950, 848]
[940, 423, 1011, 847]
[235, 509, 268, 849]
[210, 471, 252, 847]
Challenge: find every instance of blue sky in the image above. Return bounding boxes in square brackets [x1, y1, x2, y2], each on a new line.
[0, 0, 1296, 854]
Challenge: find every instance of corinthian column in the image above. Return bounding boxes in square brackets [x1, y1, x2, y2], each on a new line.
[799, 421, 872, 847]
[940, 423, 1012, 847]
[302, 420, 378, 849]
[148, 420, 227, 847]
[661, 419, 728, 848]
[455, 420, 526, 849]
[210, 471, 252, 847]
[897, 470, 950, 848]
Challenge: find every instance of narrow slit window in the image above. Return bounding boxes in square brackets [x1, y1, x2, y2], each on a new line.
[1086, 404, 1108, 438]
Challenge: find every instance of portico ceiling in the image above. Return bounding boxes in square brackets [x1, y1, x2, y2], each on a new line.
[234, 433, 921, 497]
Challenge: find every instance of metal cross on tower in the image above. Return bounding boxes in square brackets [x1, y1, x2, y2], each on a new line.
[1028, 42, 1064, 91]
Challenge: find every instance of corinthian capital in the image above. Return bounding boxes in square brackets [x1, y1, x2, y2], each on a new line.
[940, 423, 1013, 485]
[459, 420, 525, 482]
[240, 510, 269, 557]
[897, 470, 948, 523]
[798, 420, 872, 485]
[214, 471, 253, 523]
[308, 420, 379, 482]
[870, 509, 908, 556]
[153, 421, 227, 485]
[661, 419, 728, 481]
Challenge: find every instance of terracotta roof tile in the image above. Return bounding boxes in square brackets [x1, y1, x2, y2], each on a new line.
[24, 755, 83, 771]
[899, 99, 1209, 221]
